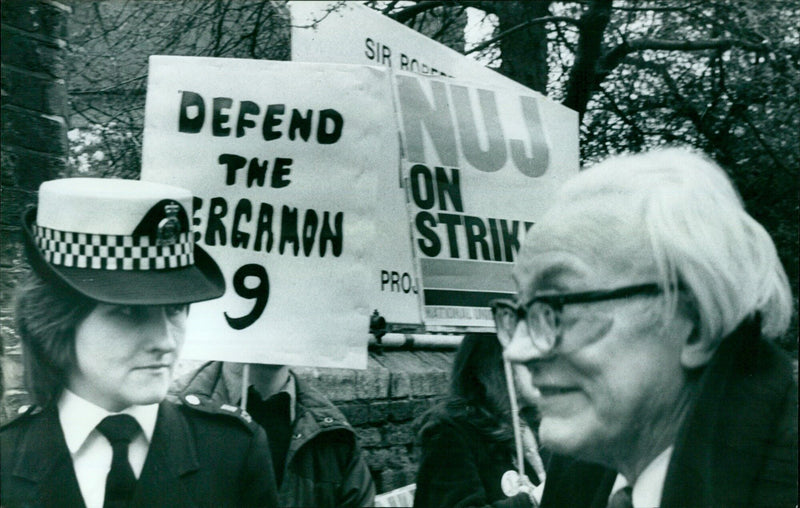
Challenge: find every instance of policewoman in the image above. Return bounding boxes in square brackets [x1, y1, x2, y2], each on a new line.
[1, 178, 279, 507]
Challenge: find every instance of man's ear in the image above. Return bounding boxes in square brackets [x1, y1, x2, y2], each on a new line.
[680, 325, 717, 369]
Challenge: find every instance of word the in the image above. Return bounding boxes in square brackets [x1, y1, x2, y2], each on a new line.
[218, 154, 292, 188]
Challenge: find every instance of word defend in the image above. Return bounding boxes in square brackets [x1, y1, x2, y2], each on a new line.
[178, 91, 344, 144]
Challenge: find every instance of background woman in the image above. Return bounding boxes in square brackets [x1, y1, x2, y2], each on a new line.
[413, 333, 544, 507]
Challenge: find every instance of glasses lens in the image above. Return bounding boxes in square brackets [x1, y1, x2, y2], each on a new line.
[526, 301, 559, 352]
[491, 303, 517, 347]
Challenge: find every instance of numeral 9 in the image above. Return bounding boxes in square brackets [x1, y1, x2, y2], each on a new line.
[225, 264, 269, 330]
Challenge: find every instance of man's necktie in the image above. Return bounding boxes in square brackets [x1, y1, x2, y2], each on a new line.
[96, 414, 140, 508]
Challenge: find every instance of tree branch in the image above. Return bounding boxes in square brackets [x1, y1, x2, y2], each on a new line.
[611, 1, 705, 12]
[465, 15, 580, 55]
[563, 0, 613, 117]
[381, 0, 400, 15]
[597, 37, 769, 85]
[389, 1, 445, 24]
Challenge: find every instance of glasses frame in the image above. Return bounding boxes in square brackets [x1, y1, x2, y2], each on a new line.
[490, 282, 664, 356]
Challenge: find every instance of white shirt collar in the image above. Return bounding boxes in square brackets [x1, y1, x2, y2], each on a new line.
[58, 389, 159, 454]
[609, 446, 673, 508]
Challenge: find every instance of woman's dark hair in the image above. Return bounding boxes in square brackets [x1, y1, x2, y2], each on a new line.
[14, 271, 96, 407]
[417, 333, 513, 444]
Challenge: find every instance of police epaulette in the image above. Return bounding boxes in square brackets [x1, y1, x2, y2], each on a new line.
[179, 393, 257, 430]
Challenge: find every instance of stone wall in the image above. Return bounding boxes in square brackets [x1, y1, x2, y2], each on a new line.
[295, 350, 454, 493]
[1, 0, 71, 418]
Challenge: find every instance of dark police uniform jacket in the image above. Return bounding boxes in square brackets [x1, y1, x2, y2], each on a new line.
[540, 318, 798, 508]
[1, 397, 279, 507]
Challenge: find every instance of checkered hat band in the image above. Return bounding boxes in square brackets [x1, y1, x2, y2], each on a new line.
[33, 225, 195, 270]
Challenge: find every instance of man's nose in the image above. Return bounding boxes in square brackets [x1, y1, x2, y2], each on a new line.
[503, 321, 546, 363]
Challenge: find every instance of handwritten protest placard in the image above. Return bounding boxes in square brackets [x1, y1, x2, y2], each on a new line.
[142, 56, 397, 368]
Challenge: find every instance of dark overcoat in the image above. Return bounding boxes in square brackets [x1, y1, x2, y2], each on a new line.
[540, 319, 798, 508]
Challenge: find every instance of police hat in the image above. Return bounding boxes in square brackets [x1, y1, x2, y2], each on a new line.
[22, 178, 225, 305]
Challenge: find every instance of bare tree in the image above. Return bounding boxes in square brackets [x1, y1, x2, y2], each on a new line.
[66, 0, 289, 178]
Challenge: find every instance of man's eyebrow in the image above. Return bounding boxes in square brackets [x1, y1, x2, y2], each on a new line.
[529, 262, 585, 293]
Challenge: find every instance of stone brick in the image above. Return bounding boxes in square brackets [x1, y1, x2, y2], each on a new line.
[294, 366, 357, 402]
[387, 399, 413, 422]
[374, 350, 450, 398]
[0, 1, 70, 40]
[388, 370, 410, 399]
[1, 107, 68, 155]
[368, 400, 389, 423]
[366, 445, 415, 483]
[2, 146, 66, 191]
[0, 187, 37, 230]
[355, 426, 381, 448]
[363, 447, 393, 470]
[0, 229, 24, 266]
[354, 355, 390, 399]
[338, 401, 370, 426]
[382, 422, 415, 446]
[1, 30, 67, 78]
[410, 368, 449, 397]
[1, 67, 68, 116]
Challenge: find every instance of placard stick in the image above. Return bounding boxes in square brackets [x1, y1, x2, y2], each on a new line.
[240, 363, 250, 410]
[504, 359, 525, 477]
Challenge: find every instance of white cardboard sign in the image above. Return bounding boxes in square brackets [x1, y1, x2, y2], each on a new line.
[290, 1, 532, 91]
[392, 72, 579, 328]
[141, 56, 397, 369]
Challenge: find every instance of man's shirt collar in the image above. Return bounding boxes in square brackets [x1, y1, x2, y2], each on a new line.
[609, 446, 673, 508]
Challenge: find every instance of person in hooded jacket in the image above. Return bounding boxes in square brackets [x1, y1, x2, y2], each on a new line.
[173, 361, 375, 507]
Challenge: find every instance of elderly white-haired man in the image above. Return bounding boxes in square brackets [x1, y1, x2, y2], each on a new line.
[492, 148, 797, 508]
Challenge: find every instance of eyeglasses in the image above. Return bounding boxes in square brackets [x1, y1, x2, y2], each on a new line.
[490, 283, 664, 356]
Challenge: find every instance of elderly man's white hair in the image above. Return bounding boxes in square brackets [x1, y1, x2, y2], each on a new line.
[540, 147, 792, 347]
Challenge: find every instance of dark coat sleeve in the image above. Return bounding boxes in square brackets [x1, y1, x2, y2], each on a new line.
[413, 421, 533, 508]
[240, 421, 280, 507]
[336, 437, 376, 508]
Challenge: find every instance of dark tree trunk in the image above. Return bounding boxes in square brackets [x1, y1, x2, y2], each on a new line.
[493, 1, 551, 94]
[563, 0, 612, 118]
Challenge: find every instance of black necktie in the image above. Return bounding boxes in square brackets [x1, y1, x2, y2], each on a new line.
[607, 486, 633, 508]
[96, 414, 140, 508]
